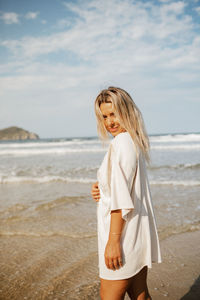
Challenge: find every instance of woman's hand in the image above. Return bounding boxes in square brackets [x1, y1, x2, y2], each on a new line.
[91, 181, 100, 202]
[104, 235, 123, 270]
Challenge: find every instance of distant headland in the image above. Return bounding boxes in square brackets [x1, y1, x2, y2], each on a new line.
[0, 126, 39, 141]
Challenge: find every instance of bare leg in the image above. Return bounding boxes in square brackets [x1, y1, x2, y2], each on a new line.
[100, 266, 151, 300]
[100, 277, 132, 300]
[127, 266, 152, 300]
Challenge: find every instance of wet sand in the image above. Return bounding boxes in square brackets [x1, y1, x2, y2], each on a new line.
[0, 230, 200, 299]
[146, 230, 200, 300]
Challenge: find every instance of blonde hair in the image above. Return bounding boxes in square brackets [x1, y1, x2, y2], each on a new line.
[94, 86, 150, 162]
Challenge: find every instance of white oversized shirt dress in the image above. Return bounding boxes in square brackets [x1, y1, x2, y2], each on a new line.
[97, 132, 162, 280]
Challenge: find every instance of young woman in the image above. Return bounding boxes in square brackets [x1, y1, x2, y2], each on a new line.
[91, 87, 161, 300]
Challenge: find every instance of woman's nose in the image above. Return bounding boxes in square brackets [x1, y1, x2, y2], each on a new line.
[107, 117, 114, 127]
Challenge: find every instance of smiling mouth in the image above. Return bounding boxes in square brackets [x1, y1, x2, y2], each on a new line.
[109, 127, 118, 132]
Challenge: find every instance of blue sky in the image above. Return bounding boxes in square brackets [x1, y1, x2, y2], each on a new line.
[0, 0, 200, 138]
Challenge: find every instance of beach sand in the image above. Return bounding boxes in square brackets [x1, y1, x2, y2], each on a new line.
[144, 230, 200, 300]
[0, 230, 200, 300]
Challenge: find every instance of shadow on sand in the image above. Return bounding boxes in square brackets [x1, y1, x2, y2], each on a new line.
[180, 275, 200, 300]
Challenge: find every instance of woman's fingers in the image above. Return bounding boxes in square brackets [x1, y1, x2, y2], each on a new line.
[118, 257, 123, 268]
[91, 189, 100, 196]
[105, 257, 114, 270]
[91, 182, 100, 202]
[91, 190, 100, 200]
[108, 260, 115, 270]
[105, 257, 123, 270]
[113, 258, 120, 270]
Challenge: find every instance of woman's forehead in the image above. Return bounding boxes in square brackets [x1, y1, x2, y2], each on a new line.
[100, 102, 114, 114]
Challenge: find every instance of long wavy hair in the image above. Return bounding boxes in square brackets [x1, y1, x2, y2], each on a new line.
[94, 86, 150, 162]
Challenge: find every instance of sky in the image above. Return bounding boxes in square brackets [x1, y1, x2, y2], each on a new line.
[0, 0, 200, 138]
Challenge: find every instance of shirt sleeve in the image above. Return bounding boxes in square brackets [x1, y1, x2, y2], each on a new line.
[110, 133, 138, 221]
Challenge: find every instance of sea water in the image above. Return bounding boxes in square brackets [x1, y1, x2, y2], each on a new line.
[0, 133, 200, 299]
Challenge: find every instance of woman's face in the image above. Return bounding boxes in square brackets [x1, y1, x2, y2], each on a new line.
[100, 102, 126, 137]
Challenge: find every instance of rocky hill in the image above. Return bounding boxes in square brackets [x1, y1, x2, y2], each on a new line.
[0, 126, 39, 140]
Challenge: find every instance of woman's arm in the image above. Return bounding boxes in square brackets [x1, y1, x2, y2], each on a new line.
[104, 209, 125, 270]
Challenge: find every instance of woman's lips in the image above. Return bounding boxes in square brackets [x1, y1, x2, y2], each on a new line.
[109, 127, 118, 132]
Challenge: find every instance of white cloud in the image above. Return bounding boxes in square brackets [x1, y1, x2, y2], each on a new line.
[0, 12, 20, 24]
[25, 11, 39, 20]
[0, 0, 199, 136]
[0, 0, 199, 71]
[0, 11, 39, 25]
[56, 19, 73, 29]
[0, 0, 199, 97]
[160, 1, 186, 15]
[1, 0, 198, 72]
[0, 2, 193, 56]
[195, 6, 200, 15]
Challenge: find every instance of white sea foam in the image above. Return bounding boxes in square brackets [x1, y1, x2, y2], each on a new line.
[0, 147, 106, 156]
[151, 144, 200, 150]
[150, 180, 200, 186]
[0, 142, 199, 156]
[149, 163, 200, 170]
[0, 139, 101, 149]
[1, 175, 199, 186]
[0, 133, 199, 149]
[0, 134, 199, 157]
[0, 175, 94, 184]
[150, 133, 200, 143]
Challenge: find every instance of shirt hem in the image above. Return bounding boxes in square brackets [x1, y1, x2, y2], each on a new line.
[99, 263, 150, 281]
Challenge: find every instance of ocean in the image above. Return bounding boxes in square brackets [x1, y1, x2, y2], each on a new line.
[0, 132, 200, 299]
